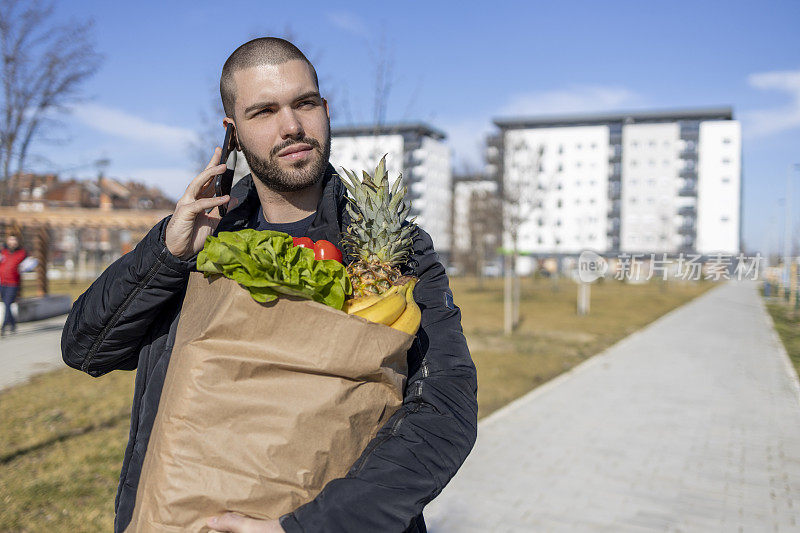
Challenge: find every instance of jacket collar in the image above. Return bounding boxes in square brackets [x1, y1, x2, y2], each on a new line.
[214, 163, 349, 251]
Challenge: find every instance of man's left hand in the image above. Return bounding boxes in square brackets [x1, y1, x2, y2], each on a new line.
[207, 512, 285, 532]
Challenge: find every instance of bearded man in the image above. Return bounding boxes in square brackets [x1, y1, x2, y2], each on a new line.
[62, 37, 477, 533]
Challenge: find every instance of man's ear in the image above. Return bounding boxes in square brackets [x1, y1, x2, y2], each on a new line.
[323, 98, 330, 119]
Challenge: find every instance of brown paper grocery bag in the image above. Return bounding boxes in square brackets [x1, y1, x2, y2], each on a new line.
[125, 271, 412, 532]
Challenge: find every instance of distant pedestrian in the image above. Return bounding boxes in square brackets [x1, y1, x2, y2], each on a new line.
[0, 233, 27, 336]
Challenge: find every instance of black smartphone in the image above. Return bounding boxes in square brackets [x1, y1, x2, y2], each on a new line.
[214, 123, 237, 216]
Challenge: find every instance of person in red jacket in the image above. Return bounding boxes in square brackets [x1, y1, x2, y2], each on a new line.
[0, 233, 27, 336]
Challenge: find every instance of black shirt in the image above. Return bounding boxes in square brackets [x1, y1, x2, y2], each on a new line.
[249, 204, 316, 238]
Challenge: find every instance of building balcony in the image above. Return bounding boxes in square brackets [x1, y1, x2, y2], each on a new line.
[680, 129, 699, 141]
[679, 167, 696, 179]
[677, 223, 696, 235]
[608, 185, 621, 200]
[678, 182, 697, 196]
[679, 148, 698, 159]
[677, 205, 696, 216]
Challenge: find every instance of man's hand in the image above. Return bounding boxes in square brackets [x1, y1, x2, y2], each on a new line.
[207, 512, 285, 533]
[164, 146, 237, 260]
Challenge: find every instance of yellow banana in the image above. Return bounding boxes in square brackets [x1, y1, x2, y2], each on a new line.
[390, 279, 421, 336]
[354, 292, 407, 325]
[343, 284, 402, 314]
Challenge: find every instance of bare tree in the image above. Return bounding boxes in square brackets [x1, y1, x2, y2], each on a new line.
[0, 0, 102, 205]
[501, 139, 542, 333]
[368, 33, 394, 132]
[468, 188, 502, 280]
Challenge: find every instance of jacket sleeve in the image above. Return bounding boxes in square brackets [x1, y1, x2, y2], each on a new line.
[61, 215, 198, 377]
[279, 228, 479, 533]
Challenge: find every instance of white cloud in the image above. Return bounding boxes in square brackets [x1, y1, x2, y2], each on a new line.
[326, 11, 365, 34]
[326, 11, 367, 36]
[69, 103, 199, 150]
[742, 69, 800, 138]
[443, 85, 644, 170]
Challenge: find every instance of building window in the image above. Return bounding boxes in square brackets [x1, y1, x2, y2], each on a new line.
[558, 145, 563, 154]
[722, 177, 731, 183]
[722, 158, 731, 164]
[721, 216, 729, 222]
[723, 138, 732, 144]
[557, 199, 563, 208]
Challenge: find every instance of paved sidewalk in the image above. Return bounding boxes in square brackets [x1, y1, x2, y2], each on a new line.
[0, 315, 68, 390]
[425, 281, 800, 532]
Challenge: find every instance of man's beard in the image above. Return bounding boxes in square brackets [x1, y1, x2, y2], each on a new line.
[240, 130, 331, 193]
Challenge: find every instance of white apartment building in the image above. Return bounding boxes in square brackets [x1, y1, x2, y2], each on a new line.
[330, 123, 452, 257]
[490, 108, 741, 270]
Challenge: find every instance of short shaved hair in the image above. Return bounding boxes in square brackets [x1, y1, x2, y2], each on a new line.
[220, 37, 319, 119]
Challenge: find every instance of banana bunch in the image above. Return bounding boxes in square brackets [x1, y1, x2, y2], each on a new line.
[343, 277, 421, 335]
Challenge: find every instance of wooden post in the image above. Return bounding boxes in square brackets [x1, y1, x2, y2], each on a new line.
[577, 281, 590, 315]
[504, 253, 513, 335]
[34, 223, 49, 296]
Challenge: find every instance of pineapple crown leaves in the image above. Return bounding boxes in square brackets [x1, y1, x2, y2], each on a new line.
[336, 154, 416, 266]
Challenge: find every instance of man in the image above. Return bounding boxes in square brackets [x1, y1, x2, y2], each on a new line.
[1, 233, 27, 336]
[61, 37, 477, 533]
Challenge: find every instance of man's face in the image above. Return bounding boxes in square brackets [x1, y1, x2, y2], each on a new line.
[229, 60, 331, 192]
[6, 236, 18, 249]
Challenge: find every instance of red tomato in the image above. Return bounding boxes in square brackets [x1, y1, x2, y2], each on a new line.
[313, 240, 343, 262]
[292, 237, 314, 249]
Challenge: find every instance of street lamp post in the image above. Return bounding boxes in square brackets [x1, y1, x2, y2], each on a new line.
[783, 164, 800, 299]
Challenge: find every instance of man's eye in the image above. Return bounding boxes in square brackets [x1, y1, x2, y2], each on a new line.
[300, 100, 316, 108]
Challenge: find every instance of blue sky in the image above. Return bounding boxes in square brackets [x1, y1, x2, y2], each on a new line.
[30, 0, 800, 255]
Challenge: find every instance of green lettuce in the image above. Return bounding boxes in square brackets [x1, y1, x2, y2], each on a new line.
[196, 229, 352, 310]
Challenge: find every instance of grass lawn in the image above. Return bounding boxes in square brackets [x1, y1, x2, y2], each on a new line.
[0, 276, 712, 531]
[764, 297, 800, 379]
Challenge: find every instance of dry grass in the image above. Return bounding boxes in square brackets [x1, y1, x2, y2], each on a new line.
[764, 297, 800, 379]
[0, 276, 711, 531]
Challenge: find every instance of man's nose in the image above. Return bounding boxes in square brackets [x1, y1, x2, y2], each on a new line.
[278, 108, 304, 139]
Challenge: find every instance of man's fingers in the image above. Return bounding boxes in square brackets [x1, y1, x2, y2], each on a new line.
[208, 512, 245, 532]
[205, 146, 222, 170]
[182, 163, 227, 203]
[183, 195, 230, 216]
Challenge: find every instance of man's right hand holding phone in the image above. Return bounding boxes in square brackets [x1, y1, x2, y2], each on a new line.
[164, 147, 236, 260]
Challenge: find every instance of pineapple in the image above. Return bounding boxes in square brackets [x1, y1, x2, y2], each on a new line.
[338, 155, 416, 297]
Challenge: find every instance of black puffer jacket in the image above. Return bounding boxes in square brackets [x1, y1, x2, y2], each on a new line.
[61, 164, 478, 533]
